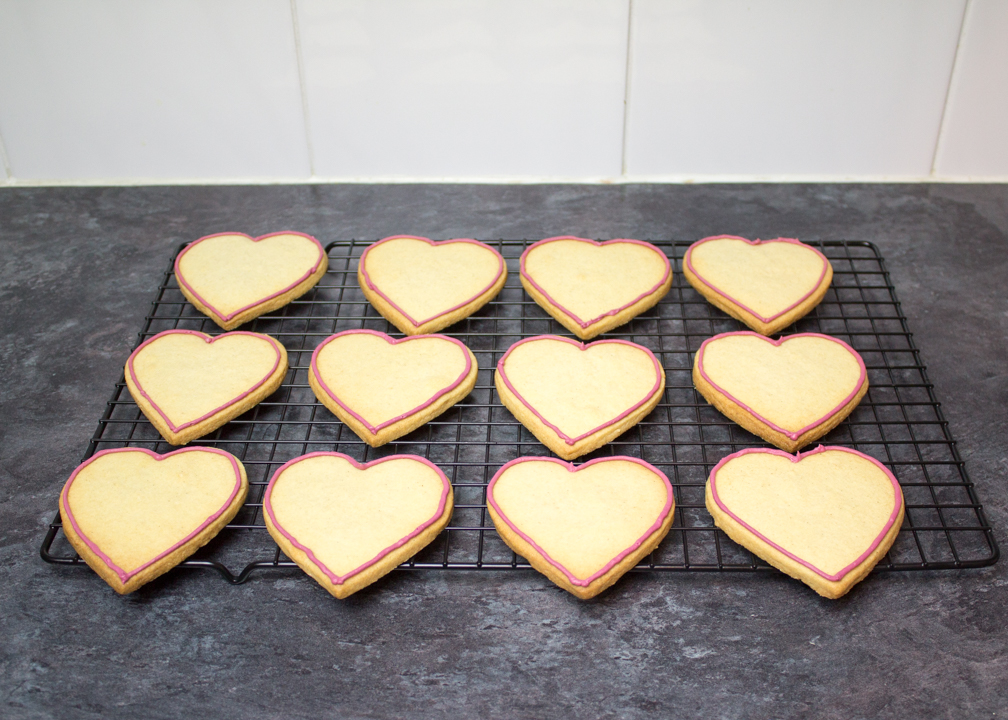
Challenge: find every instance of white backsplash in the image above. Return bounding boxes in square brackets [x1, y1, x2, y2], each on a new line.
[0, 0, 1004, 182]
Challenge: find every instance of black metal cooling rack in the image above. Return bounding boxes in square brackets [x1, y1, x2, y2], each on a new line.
[41, 239, 999, 584]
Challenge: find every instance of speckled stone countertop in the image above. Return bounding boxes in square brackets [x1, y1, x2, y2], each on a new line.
[1, 184, 1006, 719]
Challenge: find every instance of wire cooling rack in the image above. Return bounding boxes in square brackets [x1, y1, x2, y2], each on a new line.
[41, 239, 999, 584]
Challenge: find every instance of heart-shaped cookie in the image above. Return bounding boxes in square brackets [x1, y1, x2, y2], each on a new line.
[706, 446, 903, 599]
[520, 236, 673, 340]
[358, 235, 507, 335]
[693, 332, 867, 452]
[488, 456, 674, 599]
[175, 231, 328, 330]
[495, 335, 665, 460]
[684, 235, 832, 335]
[125, 329, 288, 445]
[59, 447, 248, 594]
[264, 452, 453, 599]
[309, 330, 478, 446]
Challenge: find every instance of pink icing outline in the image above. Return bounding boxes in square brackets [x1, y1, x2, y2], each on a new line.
[263, 452, 451, 586]
[709, 445, 903, 582]
[310, 329, 473, 435]
[488, 456, 674, 587]
[60, 446, 244, 585]
[696, 331, 867, 441]
[174, 231, 326, 324]
[496, 335, 664, 446]
[685, 235, 830, 324]
[358, 235, 506, 329]
[519, 236, 672, 329]
[127, 329, 283, 433]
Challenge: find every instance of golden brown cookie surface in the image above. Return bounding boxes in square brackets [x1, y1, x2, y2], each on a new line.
[59, 447, 248, 594]
[358, 235, 506, 335]
[125, 329, 288, 445]
[264, 453, 453, 599]
[488, 456, 674, 599]
[693, 331, 867, 452]
[494, 335, 665, 460]
[309, 330, 477, 446]
[175, 231, 327, 330]
[706, 446, 903, 599]
[684, 235, 832, 335]
[520, 236, 672, 339]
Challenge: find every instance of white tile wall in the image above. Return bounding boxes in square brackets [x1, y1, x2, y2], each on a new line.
[0, 0, 1005, 182]
[933, 0, 1008, 177]
[0, 0, 311, 180]
[624, 0, 965, 176]
[297, 0, 629, 178]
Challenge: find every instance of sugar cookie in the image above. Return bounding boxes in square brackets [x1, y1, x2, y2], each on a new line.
[175, 231, 328, 330]
[125, 329, 288, 445]
[684, 235, 832, 335]
[488, 456, 675, 599]
[693, 331, 867, 452]
[59, 447, 248, 594]
[706, 445, 903, 599]
[309, 330, 478, 446]
[358, 235, 506, 335]
[264, 452, 453, 599]
[520, 236, 672, 339]
[495, 335, 665, 460]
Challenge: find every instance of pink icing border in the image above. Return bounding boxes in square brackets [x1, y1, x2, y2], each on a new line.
[310, 329, 473, 435]
[519, 236, 672, 329]
[709, 445, 903, 582]
[696, 331, 867, 441]
[685, 235, 830, 324]
[263, 452, 451, 586]
[174, 231, 326, 324]
[61, 446, 244, 585]
[358, 235, 506, 329]
[127, 329, 283, 433]
[488, 456, 675, 587]
[496, 335, 664, 446]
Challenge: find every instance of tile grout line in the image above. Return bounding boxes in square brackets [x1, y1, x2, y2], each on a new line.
[290, 0, 316, 178]
[620, 0, 635, 177]
[3, 174, 1007, 187]
[0, 127, 12, 182]
[931, 0, 972, 176]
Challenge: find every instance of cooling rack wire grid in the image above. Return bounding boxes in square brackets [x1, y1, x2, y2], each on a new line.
[41, 239, 999, 583]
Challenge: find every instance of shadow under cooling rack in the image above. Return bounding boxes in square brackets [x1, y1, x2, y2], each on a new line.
[41, 239, 999, 584]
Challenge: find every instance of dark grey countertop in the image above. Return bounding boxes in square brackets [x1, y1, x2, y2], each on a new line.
[1, 184, 1006, 719]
